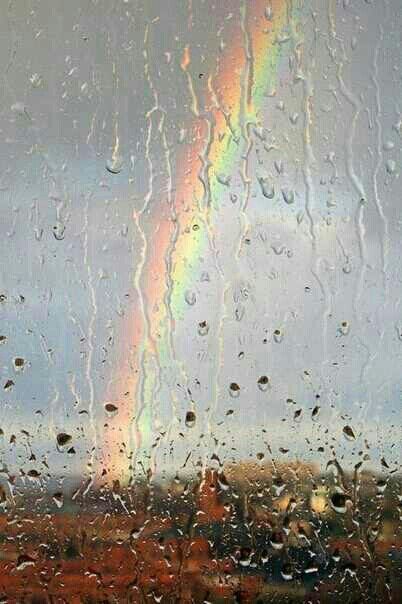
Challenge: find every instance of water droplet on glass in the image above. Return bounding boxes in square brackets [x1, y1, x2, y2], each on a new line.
[386, 159, 396, 174]
[264, 4, 273, 20]
[53, 492, 64, 508]
[339, 321, 350, 335]
[185, 411, 196, 428]
[383, 140, 394, 151]
[258, 177, 275, 199]
[229, 382, 240, 397]
[270, 531, 285, 550]
[30, 73, 43, 88]
[106, 155, 124, 174]
[52, 223, 65, 240]
[282, 188, 295, 204]
[281, 564, 293, 581]
[198, 320, 209, 336]
[343, 425, 356, 440]
[184, 290, 196, 305]
[4, 379, 14, 391]
[257, 375, 270, 391]
[273, 329, 283, 343]
[13, 357, 25, 372]
[105, 403, 119, 416]
[57, 433, 72, 448]
[330, 491, 347, 513]
[216, 173, 231, 187]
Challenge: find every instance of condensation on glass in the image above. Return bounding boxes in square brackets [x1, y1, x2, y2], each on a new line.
[0, 0, 401, 602]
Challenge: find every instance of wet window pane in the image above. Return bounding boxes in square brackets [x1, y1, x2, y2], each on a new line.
[0, 0, 401, 601]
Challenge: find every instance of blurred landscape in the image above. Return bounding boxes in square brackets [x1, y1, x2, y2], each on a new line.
[0, 459, 400, 603]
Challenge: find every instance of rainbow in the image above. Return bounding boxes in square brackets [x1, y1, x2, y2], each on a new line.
[100, 0, 302, 484]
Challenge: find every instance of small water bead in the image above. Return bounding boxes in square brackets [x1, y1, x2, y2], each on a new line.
[229, 382, 240, 397]
[339, 321, 350, 335]
[330, 491, 347, 514]
[258, 177, 275, 199]
[216, 173, 231, 187]
[386, 159, 396, 174]
[105, 403, 119, 416]
[56, 433, 72, 448]
[273, 329, 283, 343]
[264, 4, 273, 20]
[257, 375, 270, 391]
[185, 411, 196, 428]
[184, 290, 196, 306]
[376, 479, 387, 495]
[52, 492, 64, 509]
[13, 357, 25, 372]
[106, 155, 123, 174]
[343, 425, 356, 440]
[281, 564, 294, 581]
[383, 140, 395, 151]
[282, 188, 295, 204]
[4, 380, 14, 391]
[270, 531, 285, 550]
[198, 320, 209, 336]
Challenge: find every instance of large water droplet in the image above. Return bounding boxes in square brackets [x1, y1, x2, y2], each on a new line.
[330, 491, 347, 513]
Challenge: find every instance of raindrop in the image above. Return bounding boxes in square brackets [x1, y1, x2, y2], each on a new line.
[281, 563, 293, 581]
[105, 403, 119, 416]
[185, 411, 196, 428]
[343, 425, 356, 440]
[56, 433, 72, 448]
[184, 290, 196, 305]
[339, 321, 350, 335]
[13, 357, 25, 372]
[106, 155, 123, 174]
[0, 336, 7, 344]
[311, 405, 320, 420]
[330, 491, 347, 513]
[257, 375, 270, 391]
[270, 531, 285, 550]
[383, 140, 394, 151]
[4, 379, 14, 391]
[258, 177, 275, 199]
[198, 320, 209, 336]
[53, 492, 64, 508]
[239, 547, 252, 567]
[273, 329, 283, 343]
[235, 304, 245, 321]
[282, 188, 295, 204]
[53, 223, 65, 240]
[216, 173, 231, 187]
[229, 382, 240, 397]
[376, 479, 387, 494]
[16, 554, 35, 570]
[386, 159, 396, 174]
[264, 4, 273, 20]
